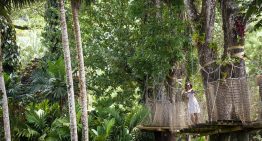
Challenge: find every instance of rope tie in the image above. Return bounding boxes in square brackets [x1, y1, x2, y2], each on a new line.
[228, 45, 245, 59]
[232, 52, 244, 59]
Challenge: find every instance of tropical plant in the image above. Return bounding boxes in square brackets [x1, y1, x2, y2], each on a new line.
[89, 106, 149, 141]
[29, 58, 67, 103]
[91, 118, 115, 141]
[13, 100, 83, 141]
[13, 100, 60, 140]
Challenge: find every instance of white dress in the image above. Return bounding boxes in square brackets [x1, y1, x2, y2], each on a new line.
[187, 89, 200, 114]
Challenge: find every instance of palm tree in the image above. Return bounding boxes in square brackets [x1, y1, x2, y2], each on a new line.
[0, 30, 11, 141]
[59, 0, 78, 140]
[70, 0, 89, 140]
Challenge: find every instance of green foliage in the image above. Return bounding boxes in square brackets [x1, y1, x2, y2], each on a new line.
[89, 105, 149, 141]
[42, 0, 63, 60]
[0, 0, 43, 21]
[192, 136, 206, 141]
[46, 117, 71, 141]
[127, 107, 150, 131]
[244, 0, 262, 31]
[5, 0, 261, 141]
[5, 58, 67, 105]
[91, 118, 115, 141]
[129, 0, 187, 79]
[245, 27, 262, 75]
[11, 100, 84, 141]
[1, 0, 43, 8]
[82, 0, 189, 111]
[11, 2, 46, 68]
[0, 16, 20, 73]
[13, 100, 62, 140]
[29, 58, 67, 101]
[186, 46, 198, 78]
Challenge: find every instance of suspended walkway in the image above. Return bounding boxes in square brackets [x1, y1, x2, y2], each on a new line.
[137, 75, 262, 136]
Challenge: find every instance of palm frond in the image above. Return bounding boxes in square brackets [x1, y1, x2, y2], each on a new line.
[3, 0, 43, 8]
[16, 125, 40, 139]
[47, 57, 65, 79]
[25, 109, 47, 130]
[0, 3, 11, 21]
[104, 118, 115, 136]
[0, 0, 43, 22]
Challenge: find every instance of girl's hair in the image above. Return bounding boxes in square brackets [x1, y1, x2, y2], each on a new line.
[185, 82, 192, 90]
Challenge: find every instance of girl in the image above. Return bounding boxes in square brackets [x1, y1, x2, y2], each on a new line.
[185, 82, 200, 124]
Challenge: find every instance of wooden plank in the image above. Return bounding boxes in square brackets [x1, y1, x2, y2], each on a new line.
[138, 121, 262, 135]
[244, 121, 262, 129]
[137, 125, 186, 132]
[200, 126, 243, 136]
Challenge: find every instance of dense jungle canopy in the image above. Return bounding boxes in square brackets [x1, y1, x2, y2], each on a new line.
[0, 0, 261, 141]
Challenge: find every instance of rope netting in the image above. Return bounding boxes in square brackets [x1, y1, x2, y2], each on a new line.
[141, 63, 261, 130]
[257, 75, 262, 120]
[206, 77, 251, 122]
[202, 63, 258, 123]
[143, 83, 188, 129]
[142, 80, 208, 130]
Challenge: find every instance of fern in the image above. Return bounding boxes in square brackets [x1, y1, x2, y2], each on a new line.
[16, 125, 40, 139]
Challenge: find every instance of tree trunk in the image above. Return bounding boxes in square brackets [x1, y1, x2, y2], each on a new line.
[71, 1, 89, 141]
[0, 31, 11, 141]
[219, 0, 250, 140]
[184, 0, 218, 122]
[59, 0, 78, 140]
[221, 0, 246, 78]
[197, 0, 218, 86]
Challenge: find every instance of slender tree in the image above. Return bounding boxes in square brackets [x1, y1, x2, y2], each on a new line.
[59, 0, 78, 140]
[0, 30, 11, 141]
[71, 0, 89, 140]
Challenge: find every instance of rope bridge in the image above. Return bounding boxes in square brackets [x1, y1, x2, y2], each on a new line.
[138, 65, 262, 135]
